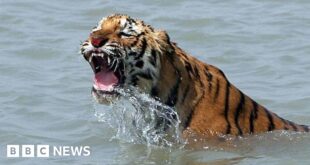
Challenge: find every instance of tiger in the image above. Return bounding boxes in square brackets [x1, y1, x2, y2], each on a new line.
[80, 14, 309, 138]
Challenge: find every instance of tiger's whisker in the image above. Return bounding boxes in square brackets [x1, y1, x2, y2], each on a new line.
[113, 66, 117, 73]
[109, 59, 114, 69]
[113, 60, 118, 72]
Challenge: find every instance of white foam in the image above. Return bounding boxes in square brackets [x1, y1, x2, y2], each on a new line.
[93, 87, 184, 147]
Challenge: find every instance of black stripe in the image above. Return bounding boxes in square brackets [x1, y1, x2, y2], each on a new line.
[193, 66, 204, 87]
[130, 18, 137, 24]
[138, 73, 152, 80]
[234, 91, 245, 135]
[249, 100, 258, 133]
[265, 109, 275, 131]
[183, 85, 206, 129]
[181, 85, 190, 103]
[279, 117, 289, 129]
[134, 38, 147, 60]
[276, 115, 288, 130]
[130, 38, 139, 47]
[185, 61, 193, 78]
[205, 66, 213, 82]
[150, 86, 159, 98]
[131, 70, 153, 86]
[184, 61, 193, 76]
[131, 76, 138, 86]
[123, 21, 128, 29]
[129, 69, 135, 74]
[206, 73, 213, 82]
[136, 32, 145, 38]
[181, 53, 189, 60]
[135, 61, 144, 68]
[218, 69, 227, 79]
[149, 49, 157, 66]
[133, 70, 153, 80]
[128, 52, 137, 56]
[213, 79, 220, 102]
[166, 51, 175, 62]
[205, 66, 213, 90]
[165, 71, 181, 107]
[288, 121, 298, 131]
[119, 31, 131, 37]
[183, 109, 193, 129]
[224, 82, 231, 134]
[194, 66, 200, 78]
[301, 125, 309, 132]
[165, 32, 172, 46]
[130, 32, 145, 46]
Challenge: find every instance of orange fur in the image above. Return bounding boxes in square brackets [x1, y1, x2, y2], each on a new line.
[81, 14, 309, 138]
[162, 44, 309, 136]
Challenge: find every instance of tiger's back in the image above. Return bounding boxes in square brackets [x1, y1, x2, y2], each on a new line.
[164, 44, 309, 136]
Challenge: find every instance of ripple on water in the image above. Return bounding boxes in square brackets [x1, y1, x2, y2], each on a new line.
[1, 0, 310, 164]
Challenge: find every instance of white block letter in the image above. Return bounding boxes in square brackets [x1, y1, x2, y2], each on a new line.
[37, 145, 49, 157]
[22, 145, 34, 157]
[7, 145, 19, 158]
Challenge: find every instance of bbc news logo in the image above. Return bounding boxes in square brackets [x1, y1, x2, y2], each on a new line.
[7, 145, 90, 158]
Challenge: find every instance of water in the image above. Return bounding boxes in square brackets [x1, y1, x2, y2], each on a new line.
[93, 88, 183, 147]
[1, 0, 310, 164]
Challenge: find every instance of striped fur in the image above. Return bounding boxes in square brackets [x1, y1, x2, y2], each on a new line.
[81, 14, 309, 137]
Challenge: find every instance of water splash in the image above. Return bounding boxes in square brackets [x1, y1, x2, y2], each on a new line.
[93, 87, 184, 147]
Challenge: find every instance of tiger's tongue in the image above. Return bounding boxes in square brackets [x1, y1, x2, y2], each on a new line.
[94, 69, 118, 91]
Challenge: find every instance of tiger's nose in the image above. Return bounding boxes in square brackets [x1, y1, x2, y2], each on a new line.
[91, 37, 108, 48]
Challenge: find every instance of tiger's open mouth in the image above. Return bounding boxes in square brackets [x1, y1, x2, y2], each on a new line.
[87, 50, 125, 97]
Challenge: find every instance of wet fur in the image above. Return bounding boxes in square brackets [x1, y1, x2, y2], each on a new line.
[81, 14, 309, 137]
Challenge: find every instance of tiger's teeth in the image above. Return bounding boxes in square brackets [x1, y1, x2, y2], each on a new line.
[107, 57, 110, 65]
[88, 55, 93, 63]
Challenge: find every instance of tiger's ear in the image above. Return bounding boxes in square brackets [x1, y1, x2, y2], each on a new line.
[154, 30, 174, 54]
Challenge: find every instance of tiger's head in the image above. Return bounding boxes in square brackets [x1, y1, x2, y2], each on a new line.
[80, 14, 174, 104]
